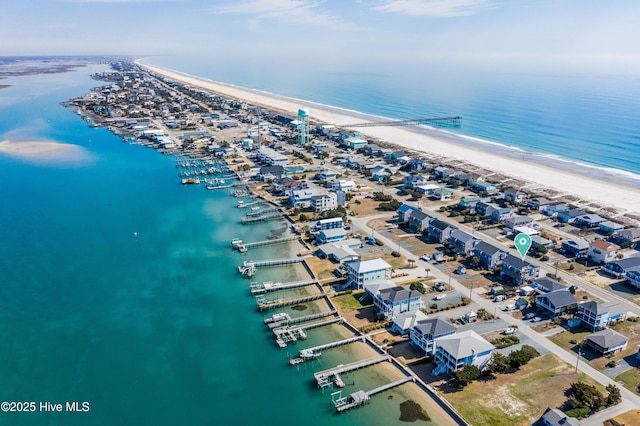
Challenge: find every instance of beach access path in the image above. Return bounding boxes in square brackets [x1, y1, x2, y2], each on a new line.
[139, 61, 640, 217]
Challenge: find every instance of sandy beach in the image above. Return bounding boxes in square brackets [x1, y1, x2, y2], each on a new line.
[0, 139, 73, 157]
[139, 62, 640, 216]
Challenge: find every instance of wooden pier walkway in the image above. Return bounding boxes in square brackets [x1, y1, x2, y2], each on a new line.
[366, 376, 414, 397]
[237, 200, 267, 209]
[333, 376, 415, 413]
[302, 335, 364, 357]
[246, 207, 280, 217]
[252, 279, 317, 295]
[232, 236, 299, 253]
[241, 213, 283, 224]
[257, 293, 325, 311]
[266, 309, 336, 329]
[314, 355, 390, 387]
[238, 257, 303, 277]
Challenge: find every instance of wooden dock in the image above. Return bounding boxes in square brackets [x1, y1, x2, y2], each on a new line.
[314, 355, 390, 387]
[251, 279, 317, 295]
[333, 376, 415, 413]
[232, 236, 299, 253]
[256, 293, 325, 311]
[246, 207, 280, 217]
[302, 335, 364, 357]
[241, 213, 283, 224]
[238, 257, 303, 277]
[266, 309, 336, 329]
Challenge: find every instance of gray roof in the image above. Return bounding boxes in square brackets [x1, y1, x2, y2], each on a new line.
[414, 317, 457, 337]
[607, 257, 640, 270]
[617, 228, 640, 239]
[579, 300, 626, 317]
[541, 407, 581, 426]
[537, 289, 577, 308]
[586, 329, 628, 349]
[474, 241, 503, 256]
[435, 330, 494, 359]
[563, 238, 590, 250]
[533, 276, 566, 292]
[409, 210, 431, 221]
[502, 254, 536, 270]
[450, 229, 476, 244]
[429, 218, 453, 231]
[379, 286, 421, 303]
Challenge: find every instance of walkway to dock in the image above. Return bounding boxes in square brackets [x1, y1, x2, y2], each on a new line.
[266, 309, 336, 329]
[251, 279, 317, 295]
[314, 355, 390, 387]
[241, 213, 283, 224]
[238, 257, 303, 277]
[246, 207, 280, 217]
[232, 236, 299, 253]
[237, 200, 267, 209]
[334, 376, 414, 413]
[256, 293, 325, 311]
[302, 335, 364, 357]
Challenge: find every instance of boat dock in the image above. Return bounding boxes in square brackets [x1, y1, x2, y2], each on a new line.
[251, 279, 317, 295]
[273, 327, 307, 348]
[241, 213, 283, 224]
[314, 355, 390, 388]
[256, 293, 325, 311]
[246, 207, 280, 217]
[265, 309, 335, 329]
[237, 257, 303, 277]
[302, 335, 365, 358]
[232, 236, 299, 253]
[237, 200, 267, 209]
[332, 376, 415, 413]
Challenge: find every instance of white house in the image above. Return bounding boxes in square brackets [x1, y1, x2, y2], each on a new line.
[344, 258, 392, 290]
[587, 239, 620, 264]
[432, 330, 495, 375]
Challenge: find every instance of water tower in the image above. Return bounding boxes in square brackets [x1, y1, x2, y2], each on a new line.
[297, 107, 310, 145]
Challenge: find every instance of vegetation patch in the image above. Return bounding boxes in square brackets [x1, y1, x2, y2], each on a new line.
[399, 400, 431, 422]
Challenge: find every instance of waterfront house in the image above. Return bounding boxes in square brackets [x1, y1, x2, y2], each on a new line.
[272, 177, 306, 195]
[540, 408, 581, 426]
[574, 214, 606, 229]
[368, 285, 424, 320]
[427, 219, 457, 244]
[601, 257, 640, 278]
[316, 217, 343, 231]
[316, 242, 360, 264]
[316, 228, 347, 245]
[290, 188, 322, 208]
[391, 310, 429, 336]
[584, 329, 628, 356]
[311, 193, 338, 212]
[587, 240, 620, 264]
[470, 180, 497, 194]
[344, 258, 393, 290]
[449, 230, 480, 255]
[613, 228, 640, 244]
[528, 197, 552, 211]
[598, 221, 624, 234]
[577, 300, 628, 330]
[499, 254, 540, 285]
[627, 267, 640, 290]
[535, 290, 577, 316]
[409, 158, 428, 171]
[532, 276, 566, 293]
[432, 330, 495, 375]
[409, 317, 457, 355]
[397, 203, 420, 223]
[557, 209, 586, 224]
[257, 165, 285, 182]
[407, 210, 433, 233]
[561, 238, 590, 258]
[504, 188, 526, 203]
[433, 166, 454, 179]
[541, 203, 569, 217]
[473, 241, 508, 269]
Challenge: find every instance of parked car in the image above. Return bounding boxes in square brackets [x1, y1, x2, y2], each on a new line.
[503, 304, 516, 311]
[433, 294, 447, 301]
[531, 316, 542, 322]
[502, 327, 518, 335]
[493, 295, 506, 302]
[524, 312, 536, 320]
[434, 282, 446, 292]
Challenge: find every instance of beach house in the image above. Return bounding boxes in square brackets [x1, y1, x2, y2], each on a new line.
[499, 254, 540, 285]
[427, 219, 457, 244]
[627, 267, 640, 290]
[316, 228, 347, 245]
[397, 203, 420, 223]
[344, 258, 392, 290]
[601, 257, 640, 278]
[532, 276, 566, 293]
[574, 214, 606, 229]
[409, 317, 457, 355]
[473, 241, 508, 270]
[535, 290, 577, 317]
[587, 240, 620, 264]
[504, 188, 526, 203]
[557, 209, 586, 224]
[584, 329, 628, 356]
[367, 285, 424, 320]
[449, 230, 480, 255]
[613, 228, 640, 245]
[391, 310, 429, 335]
[577, 301, 628, 330]
[407, 210, 433, 233]
[561, 238, 590, 258]
[432, 330, 495, 375]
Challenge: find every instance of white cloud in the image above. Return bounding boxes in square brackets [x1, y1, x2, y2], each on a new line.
[373, 0, 497, 17]
[213, 0, 358, 30]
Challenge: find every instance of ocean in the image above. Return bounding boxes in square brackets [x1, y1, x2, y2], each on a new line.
[0, 64, 453, 425]
[145, 55, 640, 184]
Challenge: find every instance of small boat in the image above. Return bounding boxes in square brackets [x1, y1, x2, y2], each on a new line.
[181, 178, 200, 185]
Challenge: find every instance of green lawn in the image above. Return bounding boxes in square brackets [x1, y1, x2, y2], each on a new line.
[614, 368, 640, 396]
[332, 291, 372, 312]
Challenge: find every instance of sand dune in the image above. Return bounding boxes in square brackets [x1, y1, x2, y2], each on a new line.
[0, 139, 73, 157]
[140, 63, 640, 216]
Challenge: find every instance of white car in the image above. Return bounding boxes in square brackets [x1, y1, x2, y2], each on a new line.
[433, 294, 447, 301]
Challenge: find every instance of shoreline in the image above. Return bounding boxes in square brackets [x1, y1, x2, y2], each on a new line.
[138, 60, 640, 217]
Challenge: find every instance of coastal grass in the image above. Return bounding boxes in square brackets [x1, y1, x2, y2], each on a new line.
[332, 291, 372, 312]
[614, 368, 640, 396]
[441, 354, 600, 426]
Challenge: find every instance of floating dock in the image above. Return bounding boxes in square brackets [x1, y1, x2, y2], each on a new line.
[314, 355, 390, 388]
[273, 327, 307, 348]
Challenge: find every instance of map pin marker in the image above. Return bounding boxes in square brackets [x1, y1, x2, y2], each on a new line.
[514, 233, 532, 261]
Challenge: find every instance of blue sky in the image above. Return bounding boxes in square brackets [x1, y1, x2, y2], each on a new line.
[1, 0, 639, 73]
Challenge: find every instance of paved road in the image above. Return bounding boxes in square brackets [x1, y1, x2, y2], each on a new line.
[350, 214, 640, 420]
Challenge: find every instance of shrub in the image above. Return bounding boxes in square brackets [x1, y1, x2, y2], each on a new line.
[452, 365, 481, 387]
[391, 251, 401, 257]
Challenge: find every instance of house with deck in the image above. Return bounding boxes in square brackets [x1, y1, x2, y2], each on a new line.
[344, 258, 392, 290]
[613, 228, 640, 245]
[505, 215, 534, 230]
[499, 254, 540, 285]
[532, 276, 566, 293]
[535, 290, 577, 317]
[407, 210, 433, 233]
[577, 300, 628, 330]
[574, 214, 606, 229]
[528, 197, 552, 211]
[557, 209, 586, 224]
[504, 188, 526, 203]
[561, 238, 590, 258]
[598, 221, 624, 234]
[432, 330, 495, 375]
[397, 203, 420, 223]
[449, 230, 480, 255]
[627, 267, 640, 290]
[391, 310, 429, 335]
[602, 257, 640, 278]
[367, 285, 424, 320]
[427, 219, 457, 244]
[473, 241, 508, 269]
[316, 228, 347, 245]
[409, 317, 457, 355]
[588, 239, 620, 264]
[584, 329, 628, 356]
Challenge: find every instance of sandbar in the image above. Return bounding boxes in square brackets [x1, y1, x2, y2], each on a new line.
[0, 139, 73, 157]
[139, 62, 640, 215]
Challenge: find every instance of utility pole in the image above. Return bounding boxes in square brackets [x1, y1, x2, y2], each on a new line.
[575, 345, 582, 374]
